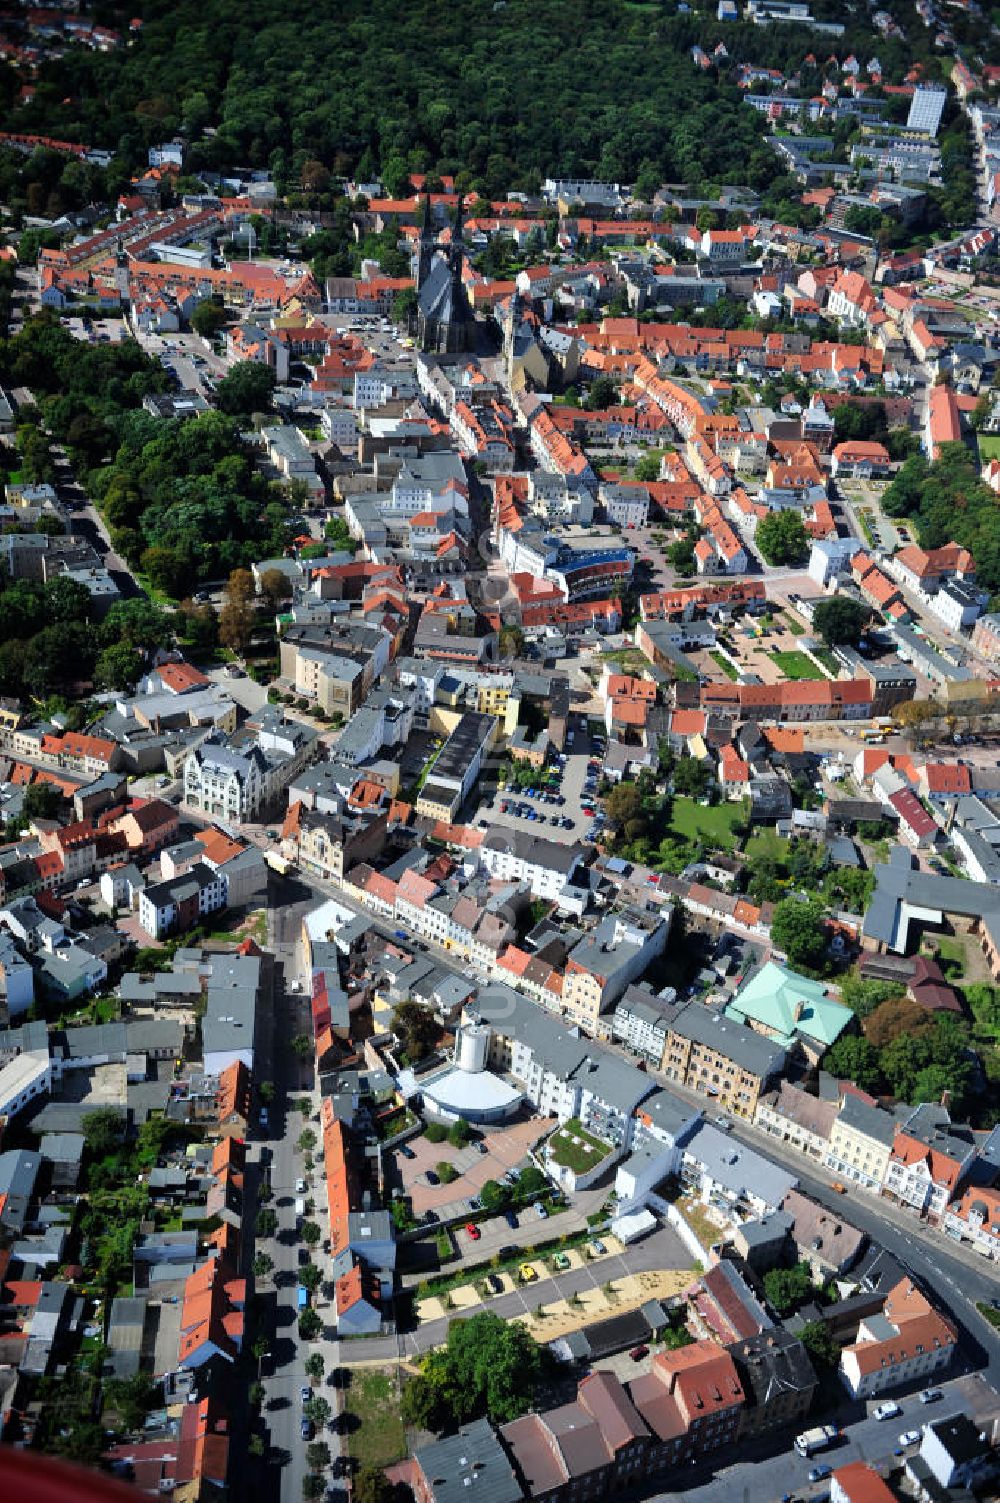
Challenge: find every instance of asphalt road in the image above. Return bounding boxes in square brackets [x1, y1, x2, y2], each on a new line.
[659, 1372, 1000, 1503]
[32, 423, 144, 600]
[680, 1090, 1000, 1387]
[253, 949, 351, 1503]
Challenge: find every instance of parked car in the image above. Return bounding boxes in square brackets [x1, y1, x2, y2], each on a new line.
[465, 1223, 481, 1241]
[300, 1386, 311, 1403]
[588, 1239, 607, 1256]
[533, 1201, 548, 1219]
[300, 1419, 313, 1441]
[425, 1170, 439, 1186]
[552, 1252, 570, 1270]
[519, 1263, 538, 1282]
[919, 1389, 942, 1405]
[399, 1144, 416, 1160]
[487, 1273, 504, 1295]
[629, 1345, 649, 1362]
[504, 1210, 519, 1229]
[808, 1465, 833, 1483]
[873, 1402, 901, 1422]
[295, 1177, 306, 1193]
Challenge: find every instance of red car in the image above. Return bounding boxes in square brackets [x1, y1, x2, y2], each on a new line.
[647, 873, 661, 884]
[465, 1223, 481, 1240]
[582, 805, 595, 816]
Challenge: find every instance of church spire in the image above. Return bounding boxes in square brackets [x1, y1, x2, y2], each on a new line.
[416, 193, 435, 293]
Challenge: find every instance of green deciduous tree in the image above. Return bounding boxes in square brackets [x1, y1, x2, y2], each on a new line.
[190, 299, 230, 339]
[800, 1319, 837, 1369]
[299, 1261, 323, 1296]
[353, 1468, 395, 1503]
[82, 1107, 126, 1157]
[303, 1394, 331, 1427]
[763, 1261, 816, 1316]
[755, 510, 808, 566]
[298, 1307, 322, 1339]
[822, 1033, 882, 1093]
[813, 596, 871, 647]
[479, 1179, 509, 1214]
[256, 1208, 278, 1238]
[215, 360, 277, 416]
[393, 999, 439, 1061]
[94, 641, 139, 691]
[770, 896, 829, 972]
[401, 1312, 541, 1431]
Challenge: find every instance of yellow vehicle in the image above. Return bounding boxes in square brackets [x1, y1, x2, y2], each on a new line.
[519, 1263, 538, 1283]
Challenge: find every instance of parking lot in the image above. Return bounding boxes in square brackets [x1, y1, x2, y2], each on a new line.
[394, 1116, 551, 1217]
[135, 330, 230, 398]
[626, 518, 691, 593]
[475, 722, 608, 846]
[835, 478, 908, 553]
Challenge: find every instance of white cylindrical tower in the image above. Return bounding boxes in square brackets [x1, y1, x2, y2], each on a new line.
[455, 1020, 490, 1073]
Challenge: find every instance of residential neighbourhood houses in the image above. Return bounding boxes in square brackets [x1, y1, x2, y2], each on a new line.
[2, 12, 1000, 1503]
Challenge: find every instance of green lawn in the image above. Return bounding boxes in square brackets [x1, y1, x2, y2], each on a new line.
[709, 650, 738, 681]
[926, 935, 967, 980]
[669, 796, 745, 849]
[977, 1301, 1000, 1330]
[782, 612, 805, 636]
[744, 829, 792, 864]
[813, 648, 840, 676]
[601, 647, 648, 672]
[548, 1119, 612, 1174]
[770, 650, 825, 681]
[345, 1368, 406, 1469]
[978, 434, 1000, 459]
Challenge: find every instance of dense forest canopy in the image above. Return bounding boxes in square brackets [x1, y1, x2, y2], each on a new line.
[2, 0, 791, 192]
[0, 0, 984, 205]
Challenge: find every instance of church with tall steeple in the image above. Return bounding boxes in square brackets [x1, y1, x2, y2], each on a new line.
[414, 194, 474, 355]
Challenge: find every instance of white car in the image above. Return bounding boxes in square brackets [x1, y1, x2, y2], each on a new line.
[898, 1430, 921, 1447]
[295, 1177, 306, 1194]
[873, 1402, 901, 1421]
